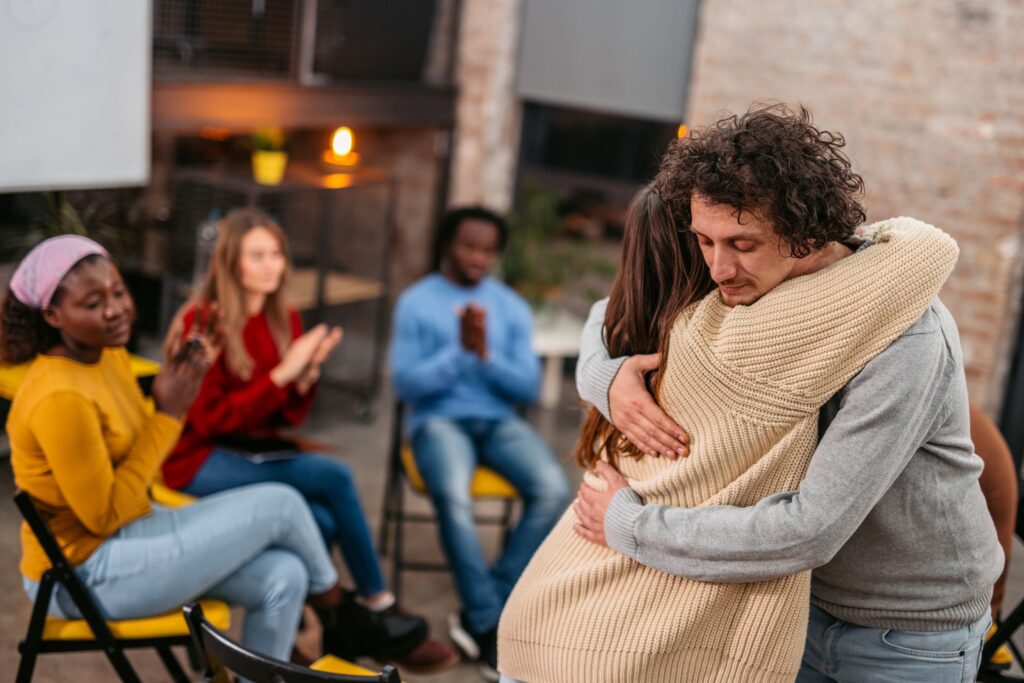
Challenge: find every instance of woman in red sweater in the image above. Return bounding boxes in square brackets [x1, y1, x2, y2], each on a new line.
[162, 208, 455, 673]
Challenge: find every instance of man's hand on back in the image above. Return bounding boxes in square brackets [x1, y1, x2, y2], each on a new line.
[609, 353, 690, 458]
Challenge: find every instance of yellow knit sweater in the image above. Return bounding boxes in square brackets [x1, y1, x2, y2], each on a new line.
[10, 348, 183, 580]
[498, 217, 959, 683]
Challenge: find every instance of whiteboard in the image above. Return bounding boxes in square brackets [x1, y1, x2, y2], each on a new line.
[0, 0, 151, 192]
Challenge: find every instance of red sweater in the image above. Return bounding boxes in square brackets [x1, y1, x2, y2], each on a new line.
[161, 307, 315, 489]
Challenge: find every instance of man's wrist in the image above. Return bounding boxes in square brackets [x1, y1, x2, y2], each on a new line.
[604, 487, 644, 558]
[594, 356, 628, 422]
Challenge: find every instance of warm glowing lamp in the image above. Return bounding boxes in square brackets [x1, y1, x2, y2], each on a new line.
[676, 123, 688, 138]
[323, 126, 360, 167]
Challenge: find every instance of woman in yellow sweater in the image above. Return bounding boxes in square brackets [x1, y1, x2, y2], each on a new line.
[4, 235, 425, 665]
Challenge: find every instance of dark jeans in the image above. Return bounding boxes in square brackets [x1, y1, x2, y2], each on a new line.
[183, 448, 387, 596]
[411, 415, 571, 633]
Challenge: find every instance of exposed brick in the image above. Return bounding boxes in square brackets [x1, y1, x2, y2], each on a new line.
[688, 0, 1024, 414]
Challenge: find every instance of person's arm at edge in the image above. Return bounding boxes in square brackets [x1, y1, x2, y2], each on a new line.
[604, 326, 953, 582]
[576, 298, 625, 420]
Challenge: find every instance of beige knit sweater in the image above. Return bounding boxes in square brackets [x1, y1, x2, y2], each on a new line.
[499, 217, 959, 683]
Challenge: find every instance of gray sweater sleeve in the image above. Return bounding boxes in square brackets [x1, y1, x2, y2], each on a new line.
[576, 298, 627, 421]
[604, 321, 954, 583]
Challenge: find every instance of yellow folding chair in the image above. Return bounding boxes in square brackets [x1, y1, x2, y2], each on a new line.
[14, 489, 231, 683]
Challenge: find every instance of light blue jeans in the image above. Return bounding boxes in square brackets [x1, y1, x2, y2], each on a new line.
[411, 416, 570, 634]
[499, 605, 991, 683]
[183, 448, 387, 597]
[23, 483, 338, 662]
[797, 604, 991, 682]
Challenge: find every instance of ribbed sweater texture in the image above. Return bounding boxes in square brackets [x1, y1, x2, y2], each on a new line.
[498, 217, 959, 683]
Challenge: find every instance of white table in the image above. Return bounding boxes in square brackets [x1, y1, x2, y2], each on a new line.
[531, 309, 585, 409]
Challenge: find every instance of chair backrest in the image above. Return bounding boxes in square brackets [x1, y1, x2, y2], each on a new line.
[183, 603, 401, 683]
[389, 401, 406, 468]
[14, 490, 76, 575]
[14, 489, 120, 639]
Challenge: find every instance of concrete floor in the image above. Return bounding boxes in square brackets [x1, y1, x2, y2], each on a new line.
[0, 381, 587, 683]
[2, 379, 1023, 681]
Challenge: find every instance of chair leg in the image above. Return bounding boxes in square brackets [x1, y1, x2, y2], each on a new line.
[986, 599, 1024, 663]
[101, 647, 142, 683]
[15, 647, 38, 683]
[392, 482, 406, 602]
[379, 464, 396, 556]
[499, 499, 515, 550]
[184, 638, 203, 673]
[156, 645, 190, 683]
[16, 572, 57, 683]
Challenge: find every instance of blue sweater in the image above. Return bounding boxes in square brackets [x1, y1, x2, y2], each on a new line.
[389, 273, 540, 435]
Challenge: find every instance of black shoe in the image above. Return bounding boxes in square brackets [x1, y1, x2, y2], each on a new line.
[448, 613, 498, 682]
[318, 591, 427, 661]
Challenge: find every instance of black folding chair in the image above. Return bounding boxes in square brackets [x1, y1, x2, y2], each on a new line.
[184, 602, 401, 682]
[14, 489, 225, 683]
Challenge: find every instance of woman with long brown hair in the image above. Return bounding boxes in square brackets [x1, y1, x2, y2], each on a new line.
[573, 186, 715, 468]
[161, 208, 456, 673]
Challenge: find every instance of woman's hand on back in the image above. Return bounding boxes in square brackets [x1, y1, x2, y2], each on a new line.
[609, 353, 690, 459]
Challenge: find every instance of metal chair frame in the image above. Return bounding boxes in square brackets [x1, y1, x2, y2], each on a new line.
[14, 489, 197, 683]
[378, 402, 517, 600]
[184, 602, 400, 683]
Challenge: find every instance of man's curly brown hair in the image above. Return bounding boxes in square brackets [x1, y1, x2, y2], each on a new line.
[654, 103, 866, 257]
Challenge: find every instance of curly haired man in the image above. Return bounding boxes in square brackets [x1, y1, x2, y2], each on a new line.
[570, 103, 1002, 683]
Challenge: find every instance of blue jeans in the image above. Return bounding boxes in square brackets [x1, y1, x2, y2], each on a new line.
[183, 448, 387, 597]
[24, 484, 337, 662]
[411, 416, 570, 634]
[797, 604, 991, 682]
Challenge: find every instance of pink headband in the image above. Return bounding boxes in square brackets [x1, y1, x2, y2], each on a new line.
[9, 235, 109, 309]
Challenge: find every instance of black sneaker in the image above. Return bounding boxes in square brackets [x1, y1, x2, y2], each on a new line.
[318, 591, 427, 661]
[448, 613, 498, 682]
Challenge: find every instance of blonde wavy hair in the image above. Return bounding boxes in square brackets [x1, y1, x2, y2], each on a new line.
[164, 208, 292, 380]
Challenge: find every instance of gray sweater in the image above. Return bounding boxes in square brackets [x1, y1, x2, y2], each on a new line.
[579, 296, 1003, 630]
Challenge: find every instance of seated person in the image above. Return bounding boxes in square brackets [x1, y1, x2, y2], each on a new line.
[160, 208, 455, 673]
[4, 235, 408, 668]
[389, 207, 571, 681]
[971, 404, 1018, 658]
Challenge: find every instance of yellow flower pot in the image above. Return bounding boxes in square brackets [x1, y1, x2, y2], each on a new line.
[251, 150, 288, 185]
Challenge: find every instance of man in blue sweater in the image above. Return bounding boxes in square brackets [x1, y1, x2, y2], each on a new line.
[389, 206, 570, 681]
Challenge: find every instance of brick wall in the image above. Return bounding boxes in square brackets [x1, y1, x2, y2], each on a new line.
[448, 0, 523, 212]
[362, 128, 446, 291]
[687, 0, 1024, 413]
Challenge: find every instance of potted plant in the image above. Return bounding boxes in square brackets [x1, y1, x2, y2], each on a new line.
[251, 127, 288, 185]
[503, 185, 620, 320]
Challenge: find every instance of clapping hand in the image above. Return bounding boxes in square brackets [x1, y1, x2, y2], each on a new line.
[154, 303, 222, 418]
[295, 326, 343, 395]
[459, 303, 487, 359]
